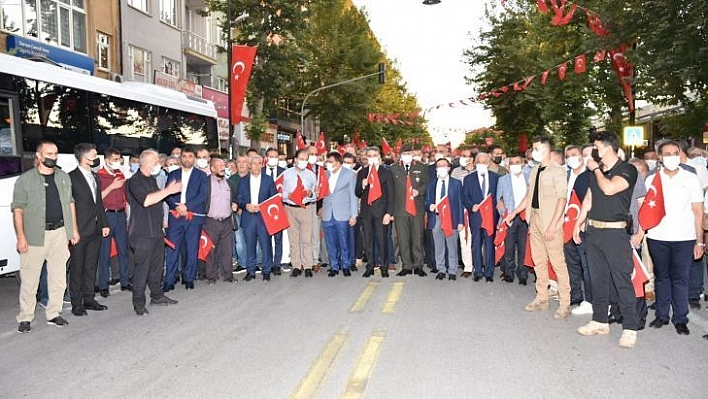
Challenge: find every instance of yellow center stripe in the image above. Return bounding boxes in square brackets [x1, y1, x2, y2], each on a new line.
[290, 329, 349, 399]
[341, 329, 388, 399]
[349, 281, 379, 313]
[380, 281, 405, 314]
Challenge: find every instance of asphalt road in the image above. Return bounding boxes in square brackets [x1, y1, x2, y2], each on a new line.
[1, 268, 707, 398]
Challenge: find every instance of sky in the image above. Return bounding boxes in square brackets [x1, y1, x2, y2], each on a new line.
[351, 0, 498, 147]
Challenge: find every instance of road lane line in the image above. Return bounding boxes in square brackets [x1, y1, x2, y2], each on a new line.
[380, 281, 404, 314]
[341, 328, 388, 399]
[349, 281, 379, 313]
[291, 327, 349, 399]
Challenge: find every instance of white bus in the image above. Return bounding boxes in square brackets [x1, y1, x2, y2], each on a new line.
[0, 52, 218, 277]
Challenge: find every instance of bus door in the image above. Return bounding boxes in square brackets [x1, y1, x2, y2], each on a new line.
[0, 93, 23, 276]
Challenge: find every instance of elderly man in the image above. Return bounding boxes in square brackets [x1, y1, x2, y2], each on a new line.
[204, 157, 238, 284]
[282, 149, 318, 277]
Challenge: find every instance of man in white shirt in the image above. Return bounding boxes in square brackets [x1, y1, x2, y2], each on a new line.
[496, 154, 529, 284]
[321, 152, 358, 276]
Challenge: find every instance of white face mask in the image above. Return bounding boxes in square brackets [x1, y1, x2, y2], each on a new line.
[151, 164, 162, 176]
[278, 160, 288, 169]
[566, 156, 582, 170]
[531, 149, 545, 163]
[316, 161, 324, 167]
[130, 163, 139, 173]
[662, 155, 680, 171]
[109, 162, 122, 171]
[509, 164, 523, 175]
[296, 160, 308, 170]
[196, 158, 209, 169]
[267, 157, 278, 167]
[326, 163, 335, 172]
[167, 165, 180, 173]
[436, 167, 449, 178]
[342, 163, 354, 170]
[476, 164, 488, 175]
[367, 157, 380, 166]
[308, 155, 318, 165]
[645, 159, 657, 171]
[689, 157, 706, 169]
[225, 169, 232, 178]
[401, 154, 413, 165]
[459, 157, 469, 167]
[412, 155, 422, 162]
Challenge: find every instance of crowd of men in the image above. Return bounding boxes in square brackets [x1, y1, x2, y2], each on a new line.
[11, 132, 708, 349]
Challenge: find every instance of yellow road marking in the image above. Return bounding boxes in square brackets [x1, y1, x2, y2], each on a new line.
[291, 328, 349, 399]
[380, 281, 404, 314]
[349, 281, 379, 313]
[341, 329, 388, 399]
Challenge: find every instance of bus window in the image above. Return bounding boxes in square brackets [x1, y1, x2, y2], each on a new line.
[0, 96, 22, 178]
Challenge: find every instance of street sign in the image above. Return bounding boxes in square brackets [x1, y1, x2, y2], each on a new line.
[623, 126, 644, 146]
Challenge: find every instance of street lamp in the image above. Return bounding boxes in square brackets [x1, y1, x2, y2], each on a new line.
[226, 1, 249, 157]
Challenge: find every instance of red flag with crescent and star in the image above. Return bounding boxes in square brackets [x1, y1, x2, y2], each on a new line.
[289, 174, 307, 207]
[110, 238, 118, 258]
[230, 45, 258, 124]
[494, 214, 509, 264]
[367, 165, 382, 205]
[316, 132, 327, 155]
[274, 172, 285, 194]
[558, 62, 568, 80]
[405, 176, 416, 216]
[381, 138, 393, 157]
[164, 237, 176, 249]
[437, 195, 454, 237]
[524, 233, 534, 267]
[632, 247, 650, 297]
[638, 172, 666, 231]
[574, 54, 586, 74]
[198, 230, 215, 262]
[479, 194, 494, 236]
[563, 190, 582, 243]
[296, 132, 308, 150]
[260, 193, 290, 235]
[317, 169, 330, 200]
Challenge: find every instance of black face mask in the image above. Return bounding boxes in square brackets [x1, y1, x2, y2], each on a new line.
[42, 157, 57, 168]
[89, 158, 100, 168]
[591, 149, 602, 163]
[493, 156, 502, 164]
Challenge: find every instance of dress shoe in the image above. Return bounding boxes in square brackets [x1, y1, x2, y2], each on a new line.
[243, 274, 256, 282]
[362, 269, 375, 278]
[608, 314, 623, 324]
[184, 281, 195, 290]
[397, 269, 412, 277]
[448, 274, 457, 281]
[71, 307, 87, 316]
[208, 279, 216, 285]
[109, 278, 120, 286]
[120, 284, 133, 291]
[162, 284, 175, 293]
[414, 268, 428, 277]
[84, 301, 107, 311]
[343, 269, 352, 277]
[291, 268, 302, 278]
[435, 272, 446, 280]
[94, 286, 100, 293]
[272, 266, 282, 276]
[485, 277, 494, 283]
[473, 275, 481, 282]
[675, 323, 690, 335]
[328, 270, 340, 277]
[649, 317, 669, 328]
[305, 269, 313, 278]
[350, 265, 358, 272]
[151, 295, 178, 306]
[99, 289, 110, 298]
[223, 277, 235, 283]
[430, 268, 439, 274]
[504, 276, 514, 283]
[134, 306, 149, 316]
[461, 272, 472, 278]
[518, 279, 527, 286]
[263, 274, 271, 281]
[689, 299, 701, 310]
[380, 268, 389, 278]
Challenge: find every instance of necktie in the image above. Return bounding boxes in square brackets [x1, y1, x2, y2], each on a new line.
[270, 167, 275, 176]
[440, 179, 446, 200]
[480, 174, 486, 195]
[405, 164, 410, 174]
[89, 173, 97, 202]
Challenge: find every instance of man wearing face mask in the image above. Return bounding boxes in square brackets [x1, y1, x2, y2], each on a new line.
[13, 141, 79, 333]
[686, 147, 708, 310]
[572, 131, 639, 348]
[643, 150, 658, 172]
[263, 148, 287, 275]
[496, 154, 529, 284]
[97, 148, 131, 297]
[506, 136, 570, 321]
[128, 154, 140, 176]
[68, 143, 110, 317]
[356, 147, 395, 278]
[452, 147, 476, 277]
[196, 148, 212, 176]
[307, 145, 325, 270]
[390, 144, 429, 277]
[488, 144, 507, 176]
[282, 149, 318, 277]
[322, 152, 358, 276]
[126, 149, 182, 315]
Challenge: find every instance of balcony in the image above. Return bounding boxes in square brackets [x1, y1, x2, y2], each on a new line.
[182, 31, 217, 65]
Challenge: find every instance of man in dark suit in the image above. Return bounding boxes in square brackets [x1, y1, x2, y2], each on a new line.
[463, 152, 499, 281]
[164, 148, 208, 291]
[355, 146, 394, 278]
[237, 154, 277, 281]
[68, 143, 110, 316]
[263, 148, 287, 275]
[391, 144, 428, 277]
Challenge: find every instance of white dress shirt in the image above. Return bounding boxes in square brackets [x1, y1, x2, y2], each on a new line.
[328, 167, 341, 193]
[511, 172, 527, 210]
[250, 173, 261, 206]
[566, 166, 586, 201]
[646, 168, 703, 241]
[79, 166, 97, 202]
[180, 167, 193, 204]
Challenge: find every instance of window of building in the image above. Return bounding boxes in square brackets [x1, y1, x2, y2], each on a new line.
[127, 0, 148, 13]
[0, 0, 86, 53]
[159, 0, 178, 27]
[215, 77, 228, 93]
[129, 45, 152, 82]
[161, 57, 180, 77]
[96, 32, 110, 71]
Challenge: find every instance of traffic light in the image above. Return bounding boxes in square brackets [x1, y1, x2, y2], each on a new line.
[378, 62, 386, 84]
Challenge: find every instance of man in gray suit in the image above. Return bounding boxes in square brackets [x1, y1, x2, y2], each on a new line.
[322, 151, 358, 277]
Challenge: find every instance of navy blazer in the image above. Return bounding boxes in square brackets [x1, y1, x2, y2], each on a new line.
[236, 173, 277, 229]
[425, 177, 464, 230]
[165, 167, 208, 216]
[567, 169, 590, 201]
[462, 170, 499, 228]
[262, 165, 286, 179]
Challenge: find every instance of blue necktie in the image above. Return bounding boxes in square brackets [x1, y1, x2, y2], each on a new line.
[481, 174, 486, 195]
[440, 179, 446, 199]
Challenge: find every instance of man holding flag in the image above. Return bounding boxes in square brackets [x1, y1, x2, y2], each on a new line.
[427, 158, 464, 280]
[263, 148, 286, 275]
[496, 154, 529, 285]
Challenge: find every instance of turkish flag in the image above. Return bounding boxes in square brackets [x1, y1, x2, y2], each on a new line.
[296, 132, 308, 150]
[394, 139, 403, 155]
[274, 172, 285, 194]
[358, 140, 368, 150]
[524, 232, 534, 267]
[337, 145, 346, 155]
[494, 215, 508, 247]
[574, 54, 587, 74]
[638, 172, 666, 231]
[541, 70, 550, 85]
[198, 230, 215, 262]
[495, 240, 505, 265]
[164, 237, 176, 249]
[537, 0, 549, 14]
[230, 45, 258, 124]
[479, 194, 494, 236]
[405, 175, 416, 216]
[519, 209, 526, 221]
[594, 50, 607, 63]
[289, 174, 307, 207]
[558, 63, 568, 80]
[563, 190, 582, 243]
[260, 193, 291, 235]
[317, 169, 330, 200]
[437, 195, 454, 237]
[315, 132, 327, 155]
[381, 138, 393, 156]
[631, 248, 650, 297]
[110, 238, 118, 258]
[367, 166, 382, 205]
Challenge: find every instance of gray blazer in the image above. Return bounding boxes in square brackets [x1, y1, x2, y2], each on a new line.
[322, 167, 358, 222]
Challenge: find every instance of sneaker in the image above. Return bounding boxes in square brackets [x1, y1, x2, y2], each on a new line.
[553, 306, 571, 320]
[577, 321, 610, 336]
[47, 316, 69, 328]
[524, 299, 550, 312]
[134, 305, 149, 316]
[63, 295, 71, 304]
[571, 301, 593, 316]
[17, 321, 30, 334]
[150, 296, 178, 306]
[619, 329, 637, 348]
[281, 263, 292, 272]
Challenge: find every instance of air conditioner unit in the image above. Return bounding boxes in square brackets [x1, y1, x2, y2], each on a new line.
[110, 73, 124, 82]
